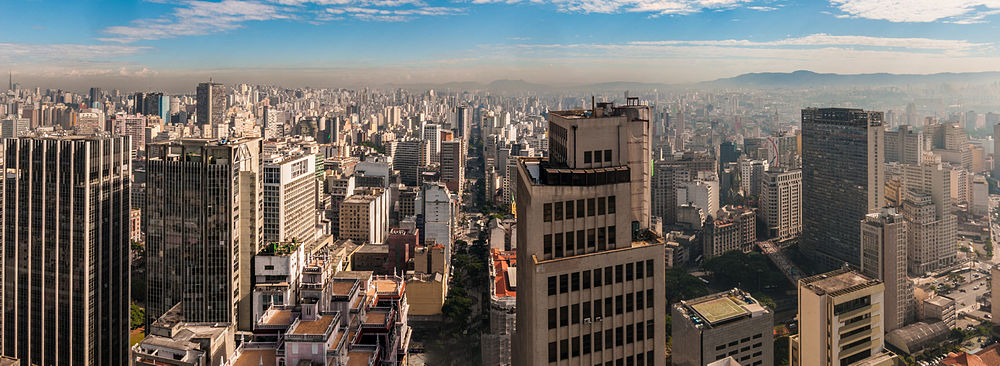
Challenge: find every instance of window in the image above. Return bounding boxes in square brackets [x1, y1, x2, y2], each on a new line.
[616, 327, 624, 346]
[583, 301, 591, 319]
[608, 195, 616, 214]
[626, 263, 634, 281]
[583, 334, 592, 354]
[566, 231, 575, 253]
[594, 150, 602, 163]
[554, 201, 563, 221]
[548, 276, 556, 295]
[548, 308, 557, 329]
[752, 333, 762, 339]
[572, 336, 581, 357]
[646, 321, 655, 339]
[598, 197, 606, 215]
[588, 229, 596, 249]
[637, 353, 644, 366]
[594, 331, 603, 350]
[588, 198, 596, 216]
[577, 199, 585, 217]
[594, 300, 602, 318]
[572, 272, 580, 292]
[583, 271, 591, 289]
[615, 295, 624, 315]
[636, 261, 644, 279]
[544, 234, 552, 257]
[716, 344, 726, 351]
[561, 339, 569, 360]
[560, 274, 568, 294]
[608, 226, 616, 245]
[636, 321, 644, 340]
[646, 260, 653, 277]
[626, 293, 634, 312]
[544, 203, 552, 222]
[594, 268, 602, 287]
[577, 230, 585, 252]
[605, 298, 613, 317]
[741, 337, 751, 343]
[560, 306, 569, 327]
[615, 265, 624, 283]
[597, 228, 606, 250]
[626, 324, 634, 344]
[549, 342, 557, 363]
[572, 304, 580, 324]
[636, 291, 644, 310]
[604, 150, 612, 162]
[605, 266, 613, 285]
[554, 233, 564, 258]
[566, 200, 574, 219]
[605, 329, 613, 350]
[584, 151, 592, 163]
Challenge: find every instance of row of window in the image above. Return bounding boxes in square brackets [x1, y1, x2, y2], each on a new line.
[714, 342, 763, 359]
[543, 196, 616, 222]
[547, 260, 655, 296]
[543, 226, 616, 259]
[547, 290, 655, 329]
[713, 333, 764, 351]
[548, 322, 655, 363]
[584, 149, 613, 164]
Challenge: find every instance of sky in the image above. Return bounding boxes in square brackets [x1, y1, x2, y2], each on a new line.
[2, 0, 1000, 90]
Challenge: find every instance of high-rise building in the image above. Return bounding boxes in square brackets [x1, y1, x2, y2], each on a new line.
[196, 82, 226, 126]
[671, 289, 774, 366]
[262, 153, 317, 245]
[440, 140, 465, 194]
[416, 182, 453, 248]
[1, 136, 132, 365]
[339, 187, 389, 244]
[702, 206, 756, 259]
[145, 138, 263, 331]
[738, 159, 768, 197]
[884, 125, 924, 165]
[393, 139, 428, 187]
[422, 123, 441, 163]
[860, 208, 914, 332]
[801, 108, 884, 269]
[652, 151, 715, 225]
[88, 87, 102, 109]
[993, 123, 1000, 179]
[899, 162, 957, 275]
[456, 106, 471, 139]
[0, 117, 28, 139]
[759, 168, 802, 241]
[790, 268, 887, 366]
[676, 177, 719, 220]
[512, 100, 665, 366]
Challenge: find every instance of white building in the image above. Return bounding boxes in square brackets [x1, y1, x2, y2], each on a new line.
[676, 177, 719, 219]
[759, 169, 802, 241]
[262, 153, 317, 245]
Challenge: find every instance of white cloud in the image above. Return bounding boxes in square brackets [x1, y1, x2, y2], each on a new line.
[465, 0, 767, 15]
[629, 33, 989, 55]
[100, 0, 291, 43]
[0, 43, 150, 62]
[830, 0, 1000, 23]
[325, 5, 462, 20]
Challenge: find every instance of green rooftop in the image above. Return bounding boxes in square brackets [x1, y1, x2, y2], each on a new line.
[689, 296, 749, 325]
[260, 242, 301, 256]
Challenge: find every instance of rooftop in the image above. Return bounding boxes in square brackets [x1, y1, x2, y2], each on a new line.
[678, 289, 767, 327]
[289, 315, 335, 335]
[230, 349, 276, 366]
[263, 309, 294, 327]
[801, 268, 881, 296]
[490, 249, 517, 298]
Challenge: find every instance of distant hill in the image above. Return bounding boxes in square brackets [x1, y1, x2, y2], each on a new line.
[705, 70, 1000, 87]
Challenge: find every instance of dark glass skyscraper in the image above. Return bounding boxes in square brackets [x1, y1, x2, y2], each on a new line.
[1, 135, 132, 365]
[196, 82, 226, 126]
[801, 108, 884, 269]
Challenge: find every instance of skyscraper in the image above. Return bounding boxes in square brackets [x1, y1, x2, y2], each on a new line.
[512, 100, 665, 366]
[196, 82, 226, 126]
[440, 140, 465, 194]
[262, 152, 317, 245]
[1, 135, 132, 365]
[145, 138, 263, 331]
[801, 108, 884, 269]
[860, 208, 914, 332]
[759, 168, 802, 241]
[88, 87, 102, 108]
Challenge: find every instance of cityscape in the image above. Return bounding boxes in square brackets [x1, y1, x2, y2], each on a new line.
[6, 0, 1000, 366]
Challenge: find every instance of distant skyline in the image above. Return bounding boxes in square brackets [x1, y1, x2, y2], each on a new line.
[4, 0, 1000, 90]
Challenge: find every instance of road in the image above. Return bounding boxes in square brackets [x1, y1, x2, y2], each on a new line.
[756, 240, 802, 286]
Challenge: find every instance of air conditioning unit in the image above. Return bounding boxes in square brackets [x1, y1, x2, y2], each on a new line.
[594, 317, 602, 321]
[583, 318, 592, 324]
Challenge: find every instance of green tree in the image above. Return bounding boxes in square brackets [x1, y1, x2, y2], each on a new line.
[130, 303, 145, 330]
[665, 268, 710, 304]
[774, 336, 790, 366]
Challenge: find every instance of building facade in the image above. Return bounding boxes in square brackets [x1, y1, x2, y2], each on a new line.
[860, 209, 914, 332]
[672, 289, 774, 366]
[759, 168, 802, 241]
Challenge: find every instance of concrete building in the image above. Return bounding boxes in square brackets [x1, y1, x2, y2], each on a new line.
[759, 168, 802, 241]
[416, 182, 453, 249]
[112, 113, 147, 157]
[971, 174, 989, 216]
[196, 82, 225, 126]
[671, 289, 774, 366]
[920, 295, 956, 328]
[900, 190, 957, 275]
[440, 140, 465, 194]
[393, 139, 428, 186]
[131, 303, 234, 366]
[703, 206, 756, 258]
[801, 108, 885, 269]
[0, 117, 28, 139]
[885, 125, 924, 165]
[652, 151, 715, 225]
[145, 138, 263, 331]
[339, 187, 389, 244]
[512, 101, 666, 366]
[860, 208, 914, 332]
[676, 175, 719, 219]
[738, 159, 768, 197]
[262, 153, 317, 245]
[1, 136, 132, 365]
[790, 268, 886, 366]
[422, 122, 441, 163]
[482, 249, 517, 366]
[252, 242, 305, 326]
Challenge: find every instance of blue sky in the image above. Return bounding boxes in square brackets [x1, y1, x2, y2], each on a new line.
[3, 0, 1000, 89]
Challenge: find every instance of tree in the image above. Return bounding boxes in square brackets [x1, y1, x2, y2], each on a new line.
[665, 268, 710, 304]
[701, 251, 784, 292]
[774, 336, 790, 366]
[130, 303, 145, 330]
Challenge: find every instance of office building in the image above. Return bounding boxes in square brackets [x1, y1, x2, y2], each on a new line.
[0, 117, 28, 139]
[131, 303, 234, 366]
[196, 82, 226, 126]
[262, 153, 317, 245]
[790, 268, 886, 366]
[440, 140, 465, 194]
[900, 190, 957, 275]
[652, 152, 715, 225]
[1, 136, 132, 365]
[884, 125, 924, 165]
[422, 123, 441, 163]
[512, 100, 665, 366]
[860, 209, 914, 332]
[339, 187, 389, 244]
[672, 289, 774, 366]
[801, 108, 884, 269]
[393, 139, 428, 186]
[416, 182, 453, 248]
[759, 168, 802, 240]
[738, 159, 768, 197]
[676, 175, 719, 220]
[145, 138, 263, 331]
[703, 206, 756, 258]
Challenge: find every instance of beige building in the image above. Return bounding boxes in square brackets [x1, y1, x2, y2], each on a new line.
[759, 168, 802, 241]
[512, 101, 665, 366]
[860, 208, 914, 332]
[790, 268, 886, 366]
[671, 289, 773, 366]
[339, 187, 389, 244]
